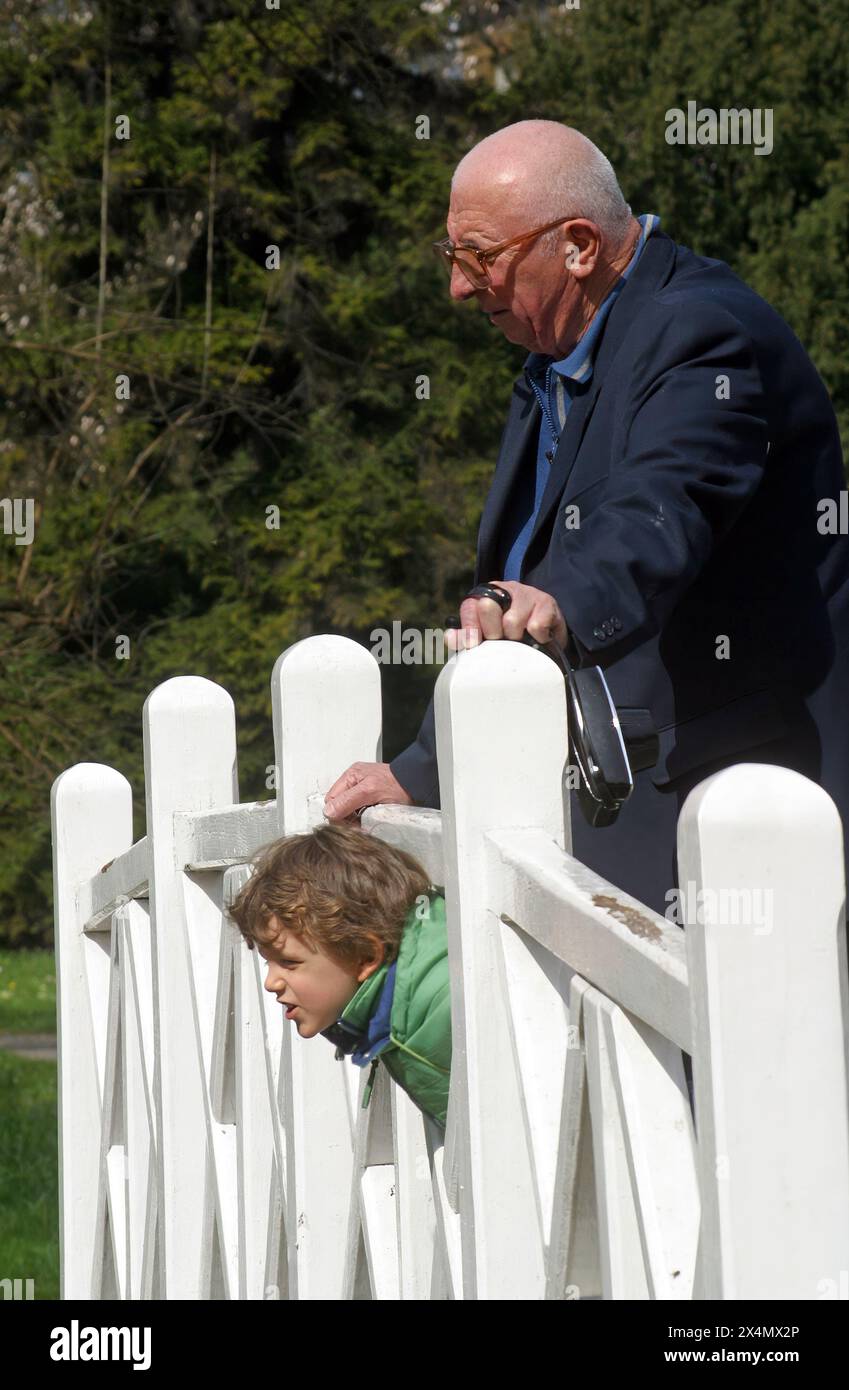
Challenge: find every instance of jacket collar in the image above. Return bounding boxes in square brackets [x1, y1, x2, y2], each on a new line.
[319, 964, 389, 1057]
[326, 889, 438, 1039]
[339, 957, 390, 1032]
[474, 229, 679, 585]
[524, 212, 661, 393]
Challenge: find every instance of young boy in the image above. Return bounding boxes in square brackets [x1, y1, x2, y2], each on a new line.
[226, 821, 452, 1130]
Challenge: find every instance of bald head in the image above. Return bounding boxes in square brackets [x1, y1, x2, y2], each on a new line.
[451, 120, 633, 253]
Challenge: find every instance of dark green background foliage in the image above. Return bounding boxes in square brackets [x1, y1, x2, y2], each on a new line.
[1, 0, 846, 946]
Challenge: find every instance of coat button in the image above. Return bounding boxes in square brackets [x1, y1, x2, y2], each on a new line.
[612, 617, 622, 630]
[593, 626, 606, 640]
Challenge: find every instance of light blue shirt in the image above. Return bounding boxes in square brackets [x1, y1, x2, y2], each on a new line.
[501, 213, 662, 581]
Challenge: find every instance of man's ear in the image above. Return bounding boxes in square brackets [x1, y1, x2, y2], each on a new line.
[356, 933, 386, 983]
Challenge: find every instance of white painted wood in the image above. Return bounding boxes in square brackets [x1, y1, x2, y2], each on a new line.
[678, 763, 849, 1300]
[81, 835, 149, 930]
[226, 874, 282, 1300]
[272, 635, 381, 1298]
[545, 974, 601, 1300]
[362, 805, 445, 890]
[224, 862, 288, 1230]
[51, 762, 134, 1298]
[272, 634, 381, 833]
[426, 1124, 463, 1299]
[360, 1165, 400, 1299]
[390, 1084, 437, 1299]
[497, 914, 574, 1249]
[486, 827, 690, 1050]
[143, 676, 239, 1298]
[51, 637, 849, 1301]
[441, 1079, 461, 1218]
[583, 989, 698, 1299]
[434, 639, 569, 1299]
[93, 917, 126, 1298]
[174, 799, 280, 870]
[89, 899, 159, 1301]
[197, 867, 240, 1299]
[89, 901, 158, 1301]
[341, 1062, 396, 1299]
[117, 901, 157, 1300]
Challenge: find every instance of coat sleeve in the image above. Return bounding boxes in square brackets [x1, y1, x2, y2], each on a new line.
[388, 690, 441, 809]
[544, 301, 771, 668]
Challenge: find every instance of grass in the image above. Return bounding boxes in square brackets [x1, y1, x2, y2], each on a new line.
[0, 948, 57, 1034]
[0, 947, 59, 1300]
[0, 1050, 59, 1299]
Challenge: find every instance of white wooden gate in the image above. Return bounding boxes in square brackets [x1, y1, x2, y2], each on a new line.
[51, 635, 849, 1298]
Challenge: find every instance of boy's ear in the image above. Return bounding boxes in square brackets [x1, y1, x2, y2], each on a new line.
[356, 933, 386, 983]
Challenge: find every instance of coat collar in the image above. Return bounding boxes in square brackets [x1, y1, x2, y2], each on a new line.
[332, 888, 439, 1034]
[338, 956, 389, 1032]
[474, 229, 679, 585]
[524, 212, 661, 393]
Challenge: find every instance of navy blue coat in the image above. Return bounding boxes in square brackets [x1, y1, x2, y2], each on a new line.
[390, 229, 849, 916]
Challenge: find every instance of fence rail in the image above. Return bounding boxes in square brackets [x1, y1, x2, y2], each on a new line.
[51, 635, 849, 1299]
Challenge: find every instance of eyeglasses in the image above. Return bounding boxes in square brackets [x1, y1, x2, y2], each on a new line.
[432, 216, 575, 289]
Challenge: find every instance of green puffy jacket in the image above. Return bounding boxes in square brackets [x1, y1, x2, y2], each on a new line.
[329, 889, 451, 1129]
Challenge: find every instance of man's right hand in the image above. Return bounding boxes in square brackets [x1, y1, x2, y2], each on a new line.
[324, 762, 414, 823]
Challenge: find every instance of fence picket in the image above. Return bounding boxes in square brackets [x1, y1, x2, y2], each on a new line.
[50, 638, 849, 1300]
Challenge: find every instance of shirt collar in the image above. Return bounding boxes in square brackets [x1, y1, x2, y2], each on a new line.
[525, 212, 661, 388]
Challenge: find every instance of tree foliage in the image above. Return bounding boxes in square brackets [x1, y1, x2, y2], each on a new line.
[0, 0, 845, 944]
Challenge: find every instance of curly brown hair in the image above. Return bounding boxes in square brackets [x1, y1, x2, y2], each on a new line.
[225, 821, 433, 969]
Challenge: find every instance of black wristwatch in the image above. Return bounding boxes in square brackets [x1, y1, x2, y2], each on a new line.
[446, 583, 659, 828]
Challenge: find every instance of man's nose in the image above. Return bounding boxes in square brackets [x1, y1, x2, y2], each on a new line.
[263, 964, 281, 993]
[449, 263, 478, 303]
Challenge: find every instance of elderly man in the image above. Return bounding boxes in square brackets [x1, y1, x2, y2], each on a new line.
[324, 120, 849, 919]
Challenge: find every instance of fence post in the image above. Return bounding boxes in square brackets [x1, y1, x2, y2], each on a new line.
[434, 638, 569, 1299]
[51, 762, 134, 1298]
[271, 635, 382, 1298]
[143, 675, 238, 1298]
[678, 763, 849, 1299]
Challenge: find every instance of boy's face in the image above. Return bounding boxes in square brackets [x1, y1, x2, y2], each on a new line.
[257, 915, 385, 1039]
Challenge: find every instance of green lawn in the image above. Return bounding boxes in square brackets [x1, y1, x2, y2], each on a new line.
[0, 948, 59, 1300]
[0, 948, 57, 1034]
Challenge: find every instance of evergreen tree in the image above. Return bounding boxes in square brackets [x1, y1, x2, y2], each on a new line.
[1, 0, 845, 945]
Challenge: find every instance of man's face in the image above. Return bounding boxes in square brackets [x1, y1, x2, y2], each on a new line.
[257, 916, 383, 1039]
[445, 181, 580, 354]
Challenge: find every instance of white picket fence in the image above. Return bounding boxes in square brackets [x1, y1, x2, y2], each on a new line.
[50, 635, 849, 1300]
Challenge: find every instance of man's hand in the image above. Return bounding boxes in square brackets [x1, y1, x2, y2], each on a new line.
[324, 762, 414, 824]
[444, 579, 569, 652]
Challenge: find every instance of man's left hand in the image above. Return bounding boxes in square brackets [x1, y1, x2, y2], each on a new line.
[443, 579, 569, 652]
